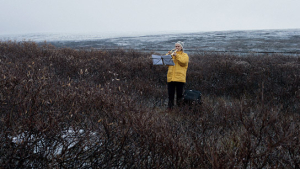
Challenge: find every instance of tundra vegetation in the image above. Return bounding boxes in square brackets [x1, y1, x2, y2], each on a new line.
[0, 41, 300, 168]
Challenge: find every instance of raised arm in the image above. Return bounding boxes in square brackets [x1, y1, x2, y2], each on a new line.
[176, 53, 189, 67]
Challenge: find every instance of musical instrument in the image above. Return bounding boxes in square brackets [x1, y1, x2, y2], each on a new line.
[168, 48, 178, 56]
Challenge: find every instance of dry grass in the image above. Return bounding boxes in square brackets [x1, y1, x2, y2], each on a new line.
[1, 41, 300, 168]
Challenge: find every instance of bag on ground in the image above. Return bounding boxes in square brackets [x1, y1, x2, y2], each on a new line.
[183, 90, 202, 105]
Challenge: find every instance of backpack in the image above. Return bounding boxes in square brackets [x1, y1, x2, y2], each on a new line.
[183, 90, 202, 105]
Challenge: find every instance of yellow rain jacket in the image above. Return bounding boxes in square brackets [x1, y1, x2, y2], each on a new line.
[167, 51, 189, 83]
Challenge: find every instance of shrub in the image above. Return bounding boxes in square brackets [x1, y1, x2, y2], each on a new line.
[0, 41, 299, 168]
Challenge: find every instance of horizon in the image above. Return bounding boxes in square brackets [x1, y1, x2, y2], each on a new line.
[1, 28, 298, 55]
[1, 28, 300, 42]
[1, 27, 300, 35]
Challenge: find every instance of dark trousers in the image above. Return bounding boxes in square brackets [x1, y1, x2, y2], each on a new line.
[168, 82, 184, 109]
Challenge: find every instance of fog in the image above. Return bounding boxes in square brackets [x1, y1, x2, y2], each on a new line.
[1, 0, 300, 35]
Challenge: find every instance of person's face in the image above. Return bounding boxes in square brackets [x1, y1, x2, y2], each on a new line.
[175, 44, 182, 51]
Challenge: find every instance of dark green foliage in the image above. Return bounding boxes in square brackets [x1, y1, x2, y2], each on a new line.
[0, 41, 300, 168]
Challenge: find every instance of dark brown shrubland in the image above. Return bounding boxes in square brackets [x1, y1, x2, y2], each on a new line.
[0, 41, 299, 168]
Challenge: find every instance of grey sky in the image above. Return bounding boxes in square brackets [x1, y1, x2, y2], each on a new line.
[1, 0, 300, 35]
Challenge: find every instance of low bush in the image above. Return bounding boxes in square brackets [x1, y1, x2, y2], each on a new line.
[0, 41, 299, 168]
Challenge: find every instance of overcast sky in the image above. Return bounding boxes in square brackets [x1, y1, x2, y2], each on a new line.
[1, 0, 300, 35]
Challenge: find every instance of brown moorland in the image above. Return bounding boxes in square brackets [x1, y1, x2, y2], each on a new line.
[1, 41, 300, 168]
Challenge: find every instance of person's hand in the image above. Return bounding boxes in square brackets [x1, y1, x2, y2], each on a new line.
[173, 52, 176, 56]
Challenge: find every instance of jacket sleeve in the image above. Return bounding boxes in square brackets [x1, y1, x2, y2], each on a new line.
[176, 53, 189, 67]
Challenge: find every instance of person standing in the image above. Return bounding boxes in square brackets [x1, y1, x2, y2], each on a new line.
[166, 41, 189, 110]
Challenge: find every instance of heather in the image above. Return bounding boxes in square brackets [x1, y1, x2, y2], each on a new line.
[1, 41, 300, 168]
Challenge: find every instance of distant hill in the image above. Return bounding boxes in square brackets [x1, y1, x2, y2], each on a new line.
[1, 29, 300, 54]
